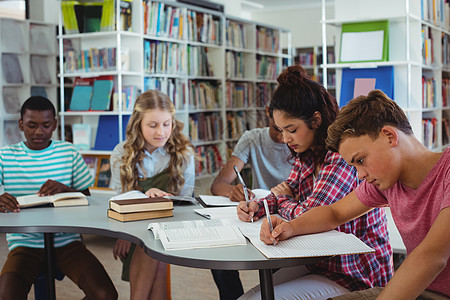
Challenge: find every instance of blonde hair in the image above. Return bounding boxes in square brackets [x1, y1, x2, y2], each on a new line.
[119, 90, 193, 194]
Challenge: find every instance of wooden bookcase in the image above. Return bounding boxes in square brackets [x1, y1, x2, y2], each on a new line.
[57, 0, 290, 194]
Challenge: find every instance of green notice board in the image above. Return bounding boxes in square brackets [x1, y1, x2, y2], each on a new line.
[339, 20, 389, 63]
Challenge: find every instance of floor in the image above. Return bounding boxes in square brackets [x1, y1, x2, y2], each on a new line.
[0, 233, 260, 299]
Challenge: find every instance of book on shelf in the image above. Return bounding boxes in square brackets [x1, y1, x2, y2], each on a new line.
[69, 77, 94, 111]
[107, 208, 173, 222]
[239, 228, 374, 259]
[72, 123, 91, 151]
[1, 54, 24, 84]
[17, 192, 88, 208]
[147, 218, 246, 251]
[109, 191, 173, 213]
[90, 79, 114, 111]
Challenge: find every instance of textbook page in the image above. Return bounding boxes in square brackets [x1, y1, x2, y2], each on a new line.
[148, 219, 247, 250]
[239, 228, 374, 258]
[199, 195, 238, 206]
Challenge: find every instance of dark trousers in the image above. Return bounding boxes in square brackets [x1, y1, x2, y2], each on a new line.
[211, 269, 244, 300]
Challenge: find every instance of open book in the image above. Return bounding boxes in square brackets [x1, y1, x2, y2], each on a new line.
[148, 219, 247, 251]
[239, 228, 374, 259]
[17, 192, 88, 208]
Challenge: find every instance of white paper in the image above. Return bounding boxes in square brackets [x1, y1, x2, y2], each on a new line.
[340, 30, 384, 62]
[194, 207, 239, 220]
[199, 195, 238, 206]
[148, 219, 247, 250]
[239, 227, 374, 258]
[252, 189, 271, 199]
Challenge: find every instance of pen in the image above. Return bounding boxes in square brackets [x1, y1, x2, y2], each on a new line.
[263, 199, 276, 245]
[233, 165, 253, 222]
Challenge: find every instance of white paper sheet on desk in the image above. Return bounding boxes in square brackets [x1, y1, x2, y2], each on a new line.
[252, 189, 271, 199]
[199, 195, 238, 206]
[194, 207, 239, 220]
[239, 227, 374, 259]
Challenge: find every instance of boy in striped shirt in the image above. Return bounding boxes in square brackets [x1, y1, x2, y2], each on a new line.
[0, 96, 117, 299]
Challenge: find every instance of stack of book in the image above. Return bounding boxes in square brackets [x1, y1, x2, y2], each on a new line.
[107, 192, 173, 222]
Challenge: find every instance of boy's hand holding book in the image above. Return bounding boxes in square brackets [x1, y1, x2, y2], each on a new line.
[38, 179, 77, 196]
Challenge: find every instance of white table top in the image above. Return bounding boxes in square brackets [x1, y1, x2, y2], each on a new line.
[0, 196, 328, 270]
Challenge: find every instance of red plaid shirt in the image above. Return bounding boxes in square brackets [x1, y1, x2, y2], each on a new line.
[255, 151, 393, 291]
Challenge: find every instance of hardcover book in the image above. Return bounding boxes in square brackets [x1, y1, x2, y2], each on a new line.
[107, 208, 173, 222]
[109, 196, 173, 213]
[17, 192, 88, 208]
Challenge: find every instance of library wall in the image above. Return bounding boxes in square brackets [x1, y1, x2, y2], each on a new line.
[249, 4, 336, 48]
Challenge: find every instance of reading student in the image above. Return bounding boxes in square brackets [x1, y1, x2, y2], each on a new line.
[0, 96, 117, 300]
[110, 90, 195, 299]
[210, 106, 292, 299]
[260, 90, 450, 300]
[237, 66, 393, 300]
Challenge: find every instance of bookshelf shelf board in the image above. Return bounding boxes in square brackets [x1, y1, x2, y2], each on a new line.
[187, 76, 223, 81]
[191, 140, 223, 147]
[188, 108, 222, 113]
[225, 47, 255, 54]
[60, 71, 141, 77]
[145, 73, 186, 79]
[186, 41, 223, 48]
[322, 15, 416, 26]
[60, 111, 124, 116]
[255, 79, 277, 84]
[58, 31, 140, 40]
[143, 35, 186, 44]
[422, 107, 441, 113]
[322, 61, 417, 69]
[80, 150, 112, 156]
[226, 77, 256, 82]
[255, 50, 282, 57]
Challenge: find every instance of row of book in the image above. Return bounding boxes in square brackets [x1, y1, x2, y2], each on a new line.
[226, 112, 249, 139]
[442, 78, 450, 107]
[226, 51, 245, 78]
[421, 0, 450, 28]
[256, 26, 280, 53]
[143, 1, 221, 45]
[188, 46, 215, 77]
[189, 81, 221, 110]
[296, 51, 316, 67]
[69, 76, 114, 111]
[195, 145, 223, 176]
[226, 20, 247, 49]
[144, 40, 186, 74]
[255, 82, 277, 107]
[256, 55, 280, 80]
[226, 82, 255, 108]
[422, 76, 437, 108]
[422, 26, 435, 65]
[144, 77, 186, 111]
[189, 112, 223, 142]
[64, 47, 127, 73]
[423, 117, 438, 149]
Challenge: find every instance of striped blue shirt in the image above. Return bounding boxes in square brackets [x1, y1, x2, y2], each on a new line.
[0, 140, 94, 250]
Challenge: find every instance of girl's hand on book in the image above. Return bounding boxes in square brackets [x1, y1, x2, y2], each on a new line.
[145, 188, 172, 198]
[237, 201, 259, 222]
[260, 217, 292, 245]
[113, 239, 132, 260]
[0, 193, 20, 213]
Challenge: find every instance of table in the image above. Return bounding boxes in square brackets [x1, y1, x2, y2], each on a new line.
[0, 196, 328, 300]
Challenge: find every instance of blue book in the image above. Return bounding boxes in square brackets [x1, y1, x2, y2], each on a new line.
[340, 66, 394, 107]
[69, 85, 92, 111]
[90, 80, 114, 111]
[93, 115, 130, 151]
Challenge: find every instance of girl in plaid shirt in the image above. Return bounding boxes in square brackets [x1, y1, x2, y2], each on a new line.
[238, 65, 393, 300]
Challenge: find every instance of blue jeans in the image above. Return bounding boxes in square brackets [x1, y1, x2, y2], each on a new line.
[211, 269, 244, 300]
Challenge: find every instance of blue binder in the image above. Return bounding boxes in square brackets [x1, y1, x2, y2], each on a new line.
[93, 115, 130, 151]
[340, 66, 394, 107]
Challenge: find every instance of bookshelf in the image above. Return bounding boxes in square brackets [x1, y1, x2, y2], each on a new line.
[57, 0, 290, 194]
[322, 0, 450, 151]
[0, 18, 57, 147]
[290, 45, 336, 96]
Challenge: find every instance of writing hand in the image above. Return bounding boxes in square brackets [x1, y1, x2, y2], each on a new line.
[39, 179, 72, 196]
[237, 200, 259, 222]
[260, 217, 293, 245]
[0, 193, 20, 213]
[145, 188, 173, 198]
[113, 239, 132, 260]
[270, 181, 293, 197]
[229, 184, 255, 202]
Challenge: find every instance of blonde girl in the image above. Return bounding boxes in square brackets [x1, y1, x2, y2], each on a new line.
[110, 90, 195, 299]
